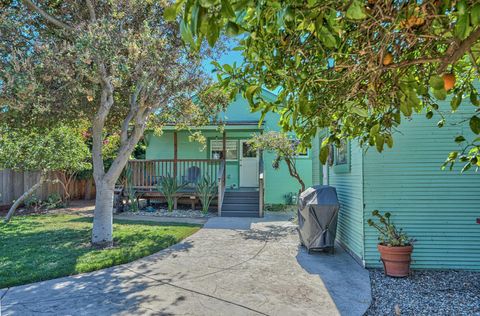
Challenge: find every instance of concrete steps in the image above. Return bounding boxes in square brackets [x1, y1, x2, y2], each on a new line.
[221, 190, 260, 217]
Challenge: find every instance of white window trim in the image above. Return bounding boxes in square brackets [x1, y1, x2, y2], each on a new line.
[210, 139, 238, 161]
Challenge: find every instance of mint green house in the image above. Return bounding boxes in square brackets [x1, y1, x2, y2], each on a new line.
[312, 100, 480, 270]
[130, 90, 312, 217]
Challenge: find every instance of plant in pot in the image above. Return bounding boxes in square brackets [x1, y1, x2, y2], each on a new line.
[368, 210, 415, 277]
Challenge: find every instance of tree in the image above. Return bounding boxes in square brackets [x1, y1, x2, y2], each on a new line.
[249, 132, 306, 193]
[0, 125, 90, 222]
[170, 0, 480, 172]
[0, 1, 226, 246]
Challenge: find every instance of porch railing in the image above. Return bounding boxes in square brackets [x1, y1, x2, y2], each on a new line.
[127, 159, 222, 189]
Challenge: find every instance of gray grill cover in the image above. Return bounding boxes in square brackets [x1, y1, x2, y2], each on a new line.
[297, 185, 340, 251]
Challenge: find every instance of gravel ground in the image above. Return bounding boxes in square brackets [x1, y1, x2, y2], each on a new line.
[366, 269, 480, 316]
[122, 208, 216, 218]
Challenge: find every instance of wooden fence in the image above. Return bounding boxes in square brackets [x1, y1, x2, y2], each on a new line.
[0, 169, 95, 208]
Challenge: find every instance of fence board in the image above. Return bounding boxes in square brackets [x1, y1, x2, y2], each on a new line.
[0, 169, 96, 207]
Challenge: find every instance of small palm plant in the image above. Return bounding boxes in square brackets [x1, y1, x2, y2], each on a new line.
[196, 176, 217, 214]
[157, 175, 186, 212]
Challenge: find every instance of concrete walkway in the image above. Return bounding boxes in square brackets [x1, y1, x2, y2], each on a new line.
[0, 213, 371, 316]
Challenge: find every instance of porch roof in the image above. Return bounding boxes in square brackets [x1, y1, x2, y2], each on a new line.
[161, 120, 264, 131]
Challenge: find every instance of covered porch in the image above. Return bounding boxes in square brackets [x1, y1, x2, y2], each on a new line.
[126, 123, 265, 216]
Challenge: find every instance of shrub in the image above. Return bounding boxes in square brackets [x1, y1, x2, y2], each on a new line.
[44, 193, 64, 210]
[24, 194, 42, 211]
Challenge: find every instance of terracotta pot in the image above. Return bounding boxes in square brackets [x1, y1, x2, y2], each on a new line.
[377, 244, 413, 277]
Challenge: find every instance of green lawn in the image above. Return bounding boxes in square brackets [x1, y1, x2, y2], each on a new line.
[0, 214, 201, 289]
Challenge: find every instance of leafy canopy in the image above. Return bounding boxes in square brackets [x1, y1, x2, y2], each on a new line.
[170, 0, 480, 171]
[0, 125, 91, 173]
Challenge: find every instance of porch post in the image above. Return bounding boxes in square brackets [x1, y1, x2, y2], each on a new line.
[173, 131, 178, 179]
[222, 131, 226, 187]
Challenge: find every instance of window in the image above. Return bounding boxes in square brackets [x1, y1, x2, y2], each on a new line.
[210, 139, 238, 160]
[333, 140, 350, 174]
[242, 141, 257, 158]
[335, 141, 348, 165]
[290, 140, 309, 158]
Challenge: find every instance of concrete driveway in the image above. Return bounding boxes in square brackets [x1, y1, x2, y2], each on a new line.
[0, 213, 371, 316]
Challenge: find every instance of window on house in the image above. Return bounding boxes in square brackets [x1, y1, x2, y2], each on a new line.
[242, 141, 257, 158]
[210, 140, 238, 160]
[335, 141, 348, 165]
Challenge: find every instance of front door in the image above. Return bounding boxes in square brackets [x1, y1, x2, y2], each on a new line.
[239, 140, 259, 187]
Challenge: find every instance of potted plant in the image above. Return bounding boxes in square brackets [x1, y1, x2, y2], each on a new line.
[367, 210, 415, 277]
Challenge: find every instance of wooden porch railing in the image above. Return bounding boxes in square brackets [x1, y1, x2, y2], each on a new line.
[259, 155, 265, 217]
[127, 159, 222, 189]
[217, 160, 226, 216]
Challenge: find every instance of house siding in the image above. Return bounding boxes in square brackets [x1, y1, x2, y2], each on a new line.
[328, 141, 364, 260]
[363, 106, 480, 270]
[311, 133, 322, 185]
[145, 92, 313, 204]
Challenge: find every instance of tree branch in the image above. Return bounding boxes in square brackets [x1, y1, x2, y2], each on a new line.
[438, 27, 480, 73]
[85, 0, 96, 22]
[120, 82, 144, 145]
[22, 0, 75, 32]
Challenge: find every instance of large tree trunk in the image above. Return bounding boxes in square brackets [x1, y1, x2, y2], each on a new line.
[89, 65, 149, 247]
[91, 180, 115, 247]
[4, 173, 45, 223]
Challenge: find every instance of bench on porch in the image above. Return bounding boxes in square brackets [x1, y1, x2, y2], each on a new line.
[135, 189, 201, 210]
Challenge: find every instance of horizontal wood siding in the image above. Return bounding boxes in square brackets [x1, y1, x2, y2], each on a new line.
[364, 107, 480, 270]
[311, 133, 321, 185]
[329, 141, 364, 260]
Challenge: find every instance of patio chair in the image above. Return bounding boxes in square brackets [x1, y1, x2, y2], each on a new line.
[182, 166, 201, 187]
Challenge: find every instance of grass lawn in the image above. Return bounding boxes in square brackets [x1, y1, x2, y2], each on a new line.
[0, 214, 201, 289]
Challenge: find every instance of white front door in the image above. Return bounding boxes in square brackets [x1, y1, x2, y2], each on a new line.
[239, 140, 259, 187]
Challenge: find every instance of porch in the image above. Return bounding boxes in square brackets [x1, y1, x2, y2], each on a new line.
[126, 129, 265, 217]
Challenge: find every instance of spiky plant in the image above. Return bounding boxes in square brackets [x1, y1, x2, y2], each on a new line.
[157, 175, 186, 212]
[196, 176, 217, 214]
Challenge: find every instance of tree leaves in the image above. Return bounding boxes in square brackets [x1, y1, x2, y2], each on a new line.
[320, 142, 330, 164]
[346, 0, 367, 20]
[470, 115, 480, 134]
[451, 93, 462, 112]
[245, 85, 259, 105]
[429, 76, 444, 90]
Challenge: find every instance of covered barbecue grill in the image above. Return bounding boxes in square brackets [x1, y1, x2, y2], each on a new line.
[297, 185, 340, 253]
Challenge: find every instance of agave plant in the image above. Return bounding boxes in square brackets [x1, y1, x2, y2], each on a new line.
[157, 175, 186, 212]
[196, 176, 217, 214]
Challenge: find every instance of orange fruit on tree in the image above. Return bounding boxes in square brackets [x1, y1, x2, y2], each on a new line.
[382, 53, 393, 66]
[442, 73, 455, 91]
